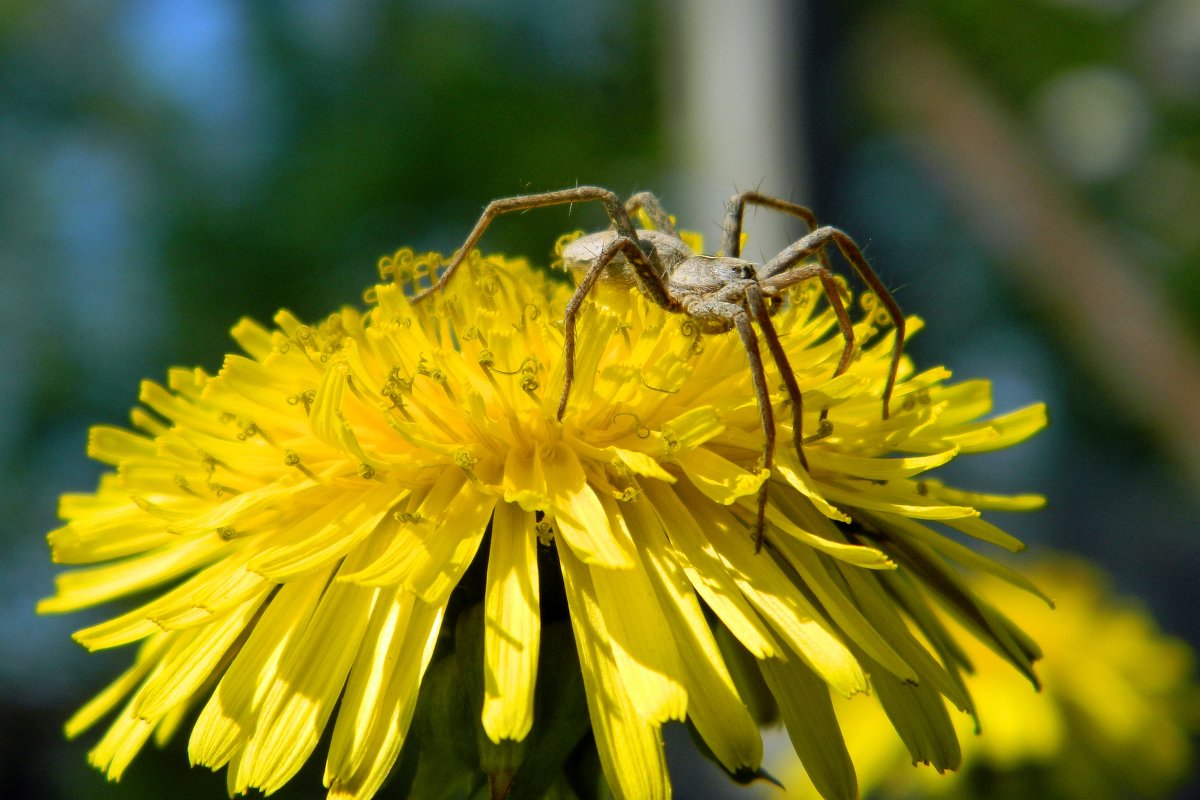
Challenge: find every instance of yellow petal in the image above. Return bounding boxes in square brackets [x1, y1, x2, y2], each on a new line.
[770, 534, 917, 684]
[943, 514, 1027, 552]
[660, 405, 725, 453]
[558, 544, 670, 800]
[868, 653, 963, 772]
[819, 478, 980, 521]
[674, 446, 767, 504]
[235, 568, 382, 794]
[403, 482, 496, 605]
[829, 556, 975, 712]
[137, 379, 227, 438]
[229, 317, 277, 361]
[49, 500, 175, 564]
[636, 482, 781, 659]
[39, 534, 225, 614]
[868, 510, 1049, 604]
[922, 480, 1046, 512]
[343, 475, 451, 585]
[587, 494, 687, 723]
[609, 446, 676, 483]
[326, 591, 445, 799]
[674, 482, 867, 698]
[65, 634, 172, 739]
[86, 425, 155, 464]
[133, 588, 271, 720]
[73, 556, 269, 651]
[247, 482, 400, 581]
[502, 444, 546, 511]
[934, 403, 1048, 453]
[636, 508, 763, 771]
[165, 478, 311, 536]
[88, 706, 156, 781]
[310, 353, 375, 468]
[809, 446, 959, 481]
[544, 444, 634, 568]
[482, 502, 540, 742]
[763, 487, 894, 569]
[774, 448, 851, 522]
[188, 570, 332, 771]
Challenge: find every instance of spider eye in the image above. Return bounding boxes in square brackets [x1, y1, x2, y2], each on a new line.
[739, 264, 755, 280]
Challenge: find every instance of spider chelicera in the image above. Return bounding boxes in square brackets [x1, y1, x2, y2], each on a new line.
[410, 186, 904, 550]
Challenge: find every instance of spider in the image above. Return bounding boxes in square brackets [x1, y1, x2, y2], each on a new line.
[410, 186, 904, 550]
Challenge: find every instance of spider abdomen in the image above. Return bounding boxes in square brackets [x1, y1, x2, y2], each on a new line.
[561, 229, 692, 285]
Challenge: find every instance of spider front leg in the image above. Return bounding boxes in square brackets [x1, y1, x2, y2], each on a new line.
[743, 283, 821, 462]
[625, 191, 680, 239]
[762, 226, 905, 419]
[558, 235, 672, 420]
[686, 298, 776, 550]
[761, 264, 857, 382]
[410, 186, 641, 304]
[722, 191, 829, 274]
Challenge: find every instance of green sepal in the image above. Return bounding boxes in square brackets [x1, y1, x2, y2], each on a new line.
[684, 718, 784, 788]
[403, 601, 595, 800]
[713, 620, 780, 725]
[867, 652, 962, 774]
[453, 605, 531, 781]
[759, 655, 858, 800]
[505, 621, 593, 800]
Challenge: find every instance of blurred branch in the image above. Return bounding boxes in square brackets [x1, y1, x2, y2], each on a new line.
[852, 12, 1200, 487]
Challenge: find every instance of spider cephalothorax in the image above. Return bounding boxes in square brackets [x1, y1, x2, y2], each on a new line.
[411, 187, 904, 548]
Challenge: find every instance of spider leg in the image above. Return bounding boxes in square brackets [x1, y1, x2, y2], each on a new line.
[744, 283, 808, 455]
[625, 191, 681, 239]
[411, 186, 640, 304]
[762, 227, 905, 419]
[559, 235, 660, 420]
[688, 299, 775, 549]
[762, 264, 856, 380]
[743, 284, 807, 553]
[734, 308, 775, 551]
[722, 191, 829, 274]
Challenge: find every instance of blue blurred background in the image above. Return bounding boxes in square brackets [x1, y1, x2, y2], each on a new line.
[3, 1, 1198, 798]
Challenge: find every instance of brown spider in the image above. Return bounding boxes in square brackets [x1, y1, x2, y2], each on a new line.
[410, 186, 904, 549]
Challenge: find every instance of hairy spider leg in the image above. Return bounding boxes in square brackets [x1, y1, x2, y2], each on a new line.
[686, 298, 777, 549]
[410, 186, 644, 304]
[722, 191, 830, 273]
[760, 265, 854, 489]
[558, 235, 678, 420]
[723, 191, 856, 431]
[762, 227, 905, 419]
[625, 191, 681, 239]
[762, 263, 857, 382]
[742, 283, 804, 552]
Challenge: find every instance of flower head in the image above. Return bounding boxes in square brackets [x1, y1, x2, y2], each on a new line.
[43, 231, 1047, 800]
[771, 555, 1199, 799]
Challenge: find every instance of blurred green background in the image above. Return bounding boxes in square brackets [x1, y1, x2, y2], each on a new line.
[3, 1, 1198, 798]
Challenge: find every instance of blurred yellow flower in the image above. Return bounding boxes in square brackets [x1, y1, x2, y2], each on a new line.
[42, 232, 1047, 800]
[771, 555, 1199, 799]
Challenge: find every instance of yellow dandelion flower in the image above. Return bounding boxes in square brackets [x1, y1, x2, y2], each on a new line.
[43, 227, 1047, 800]
[770, 555, 1199, 799]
